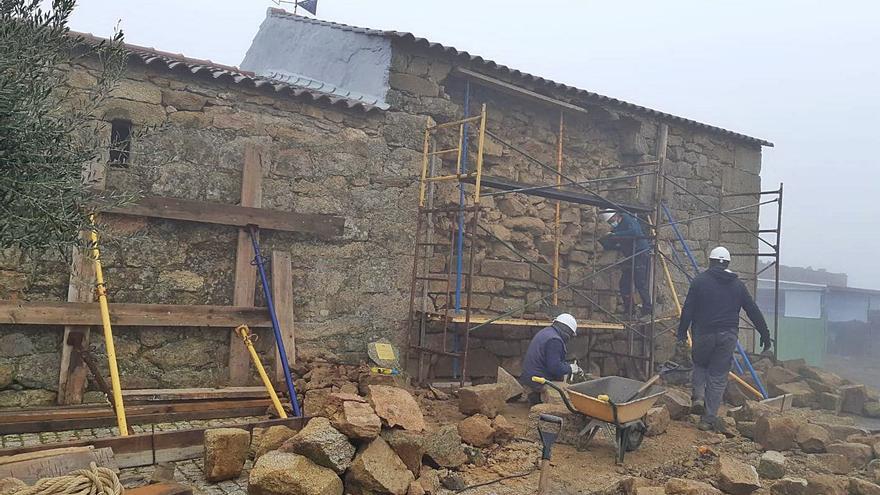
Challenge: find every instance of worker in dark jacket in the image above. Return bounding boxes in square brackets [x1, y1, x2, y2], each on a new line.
[519, 313, 580, 405]
[676, 246, 772, 431]
[599, 209, 652, 317]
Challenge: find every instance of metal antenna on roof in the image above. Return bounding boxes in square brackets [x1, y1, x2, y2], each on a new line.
[270, 0, 297, 15]
[271, 0, 317, 16]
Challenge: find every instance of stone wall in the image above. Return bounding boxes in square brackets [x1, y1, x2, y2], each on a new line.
[386, 42, 763, 377]
[0, 38, 765, 404]
[0, 57, 427, 406]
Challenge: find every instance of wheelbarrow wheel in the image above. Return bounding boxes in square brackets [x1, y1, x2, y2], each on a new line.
[623, 425, 645, 452]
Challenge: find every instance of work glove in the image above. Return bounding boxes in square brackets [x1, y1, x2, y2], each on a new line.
[760, 333, 773, 352]
[569, 363, 582, 375]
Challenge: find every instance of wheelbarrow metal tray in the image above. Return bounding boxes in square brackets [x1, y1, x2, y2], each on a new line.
[566, 376, 666, 424]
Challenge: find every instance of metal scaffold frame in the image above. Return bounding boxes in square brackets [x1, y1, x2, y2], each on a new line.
[406, 100, 783, 389]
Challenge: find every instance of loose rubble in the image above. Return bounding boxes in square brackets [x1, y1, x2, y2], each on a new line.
[169, 355, 880, 495]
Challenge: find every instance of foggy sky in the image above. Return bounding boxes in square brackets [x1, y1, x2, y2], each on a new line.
[67, 1, 880, 287]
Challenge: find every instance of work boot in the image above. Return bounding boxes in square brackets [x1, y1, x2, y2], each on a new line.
[691, 399, 706, 416]
[697, 420, 714, 432]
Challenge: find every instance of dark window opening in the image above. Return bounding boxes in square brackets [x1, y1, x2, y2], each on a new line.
[109, 119, 132, 166]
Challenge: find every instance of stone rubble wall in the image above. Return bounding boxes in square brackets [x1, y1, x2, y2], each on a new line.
[0, 58, 426, 405]
[386, 43, 763, 377]
[0, 41, 763, 403]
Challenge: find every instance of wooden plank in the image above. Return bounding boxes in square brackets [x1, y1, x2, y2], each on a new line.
[92, 434, 154, 468]
[127, 483, 193, 495]
[0, 399, 273, 434]
[0, 447, 117, 484]
[0, 447, 92, 465]
[153, 428, 204, 464]
[106, 196, 344, 239]
[271, 250, 296, 382]
[122, 387, 268, 402]
[0, 301, 272, 327]
[426, 313, 625, 330]
[229, 145, 264, 386]
[454, 67, 591, 115]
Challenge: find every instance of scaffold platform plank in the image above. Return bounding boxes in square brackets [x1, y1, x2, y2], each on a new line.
[427, 313, 624, 331]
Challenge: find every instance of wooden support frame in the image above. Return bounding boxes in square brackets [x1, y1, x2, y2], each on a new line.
[228, 146, 264, 386]
[57, 161, 106, 405]
[270, 250, 296, 383]
[0, 417, 306, 467]
[0, 400, 273, 435]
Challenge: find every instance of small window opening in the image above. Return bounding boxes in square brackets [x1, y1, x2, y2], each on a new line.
[109, 119, 132, 166]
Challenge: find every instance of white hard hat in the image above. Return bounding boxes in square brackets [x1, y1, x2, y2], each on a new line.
[554, 313, 578, 335]
[709, 246, 731, 262]
[599, 209, 617, 223]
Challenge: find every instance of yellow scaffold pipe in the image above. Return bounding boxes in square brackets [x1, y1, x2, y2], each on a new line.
[235, 325, 288, 418]
[88, 214, 128, 436]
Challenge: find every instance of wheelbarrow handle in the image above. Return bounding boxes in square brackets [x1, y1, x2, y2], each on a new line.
[536, 413, 564, 460]
[531, 376, 579, 414]
[538, 413, 562, 425]
[625, 374, 661, 403]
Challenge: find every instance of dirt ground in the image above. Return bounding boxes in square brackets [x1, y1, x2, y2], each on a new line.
[418, 388, 879, 495]
[420, 397, 717, 495]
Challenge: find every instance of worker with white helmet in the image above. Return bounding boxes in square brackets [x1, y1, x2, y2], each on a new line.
[598, 208, 653, 318]
[519, 313, 581, 405]
[676, 246, 772, 431]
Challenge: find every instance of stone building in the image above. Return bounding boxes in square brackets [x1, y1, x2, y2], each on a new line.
[0, 9, 771, 406]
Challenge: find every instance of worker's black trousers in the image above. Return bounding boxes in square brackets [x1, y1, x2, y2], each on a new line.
[619, 252, 652, 313]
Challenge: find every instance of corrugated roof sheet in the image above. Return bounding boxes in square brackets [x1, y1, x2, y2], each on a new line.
[73, 31, 382, 111]
[266, 8, 772, 147]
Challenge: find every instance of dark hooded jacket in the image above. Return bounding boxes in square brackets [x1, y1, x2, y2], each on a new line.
[608, 212, 650, 256]
[677, 265, 770, 340]
[518, 322, 573, 390]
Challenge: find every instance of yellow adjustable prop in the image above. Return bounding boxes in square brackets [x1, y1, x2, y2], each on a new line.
[235, 325, 287, 418]
[88, 215, 128, 436]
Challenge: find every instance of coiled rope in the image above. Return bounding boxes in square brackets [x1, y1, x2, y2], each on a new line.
[18, 462, 122, 495]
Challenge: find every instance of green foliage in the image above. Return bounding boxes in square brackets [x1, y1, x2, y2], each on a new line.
[0, 0, 128, 253]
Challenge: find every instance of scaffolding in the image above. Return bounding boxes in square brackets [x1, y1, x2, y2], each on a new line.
[406, 99, 783, 388]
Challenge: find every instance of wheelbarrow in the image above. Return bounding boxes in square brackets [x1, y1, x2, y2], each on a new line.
[532, 375, 666, 464]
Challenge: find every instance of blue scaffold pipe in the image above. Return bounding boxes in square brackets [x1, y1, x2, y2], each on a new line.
[452, 81, 472, 378]
[662, 202, 699, 277]
[737, 341, 769, 398]
[248, 225, 302, 416]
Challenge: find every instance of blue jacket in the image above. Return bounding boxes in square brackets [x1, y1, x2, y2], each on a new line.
[609, 212, 650, 256]
[519, 324, 571, 390]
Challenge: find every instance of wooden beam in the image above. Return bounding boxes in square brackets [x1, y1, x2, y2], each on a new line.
[453, 67, 591, 116]
[229, 145, 264, 386]
[0, 447, 117, 484]
[122, 387, 268, 402]
[0, 417, 305, 468]
[271, 250, 296, 382]
[57, 246, 93, 405]
[0, 301, 272, 327]
[0, 399, 274, 435]
[106, 196, 344, 239]
[58, 161, 106, 405]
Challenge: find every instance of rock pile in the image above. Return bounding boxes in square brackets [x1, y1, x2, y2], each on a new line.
[198, 361, 518, 495]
